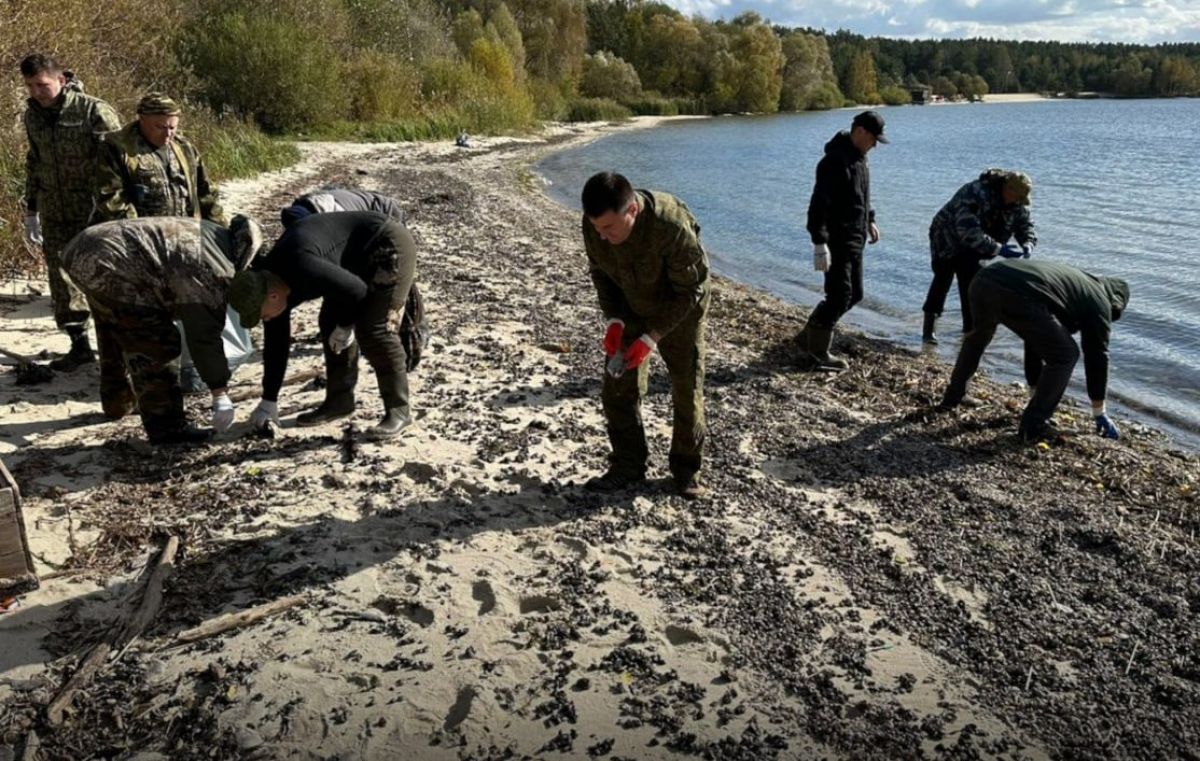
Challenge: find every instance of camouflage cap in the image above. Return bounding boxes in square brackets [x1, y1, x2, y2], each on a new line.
[1004, 171, 1032, 205]
[136, 92, 181, 116]
[228, 270, 267, 329]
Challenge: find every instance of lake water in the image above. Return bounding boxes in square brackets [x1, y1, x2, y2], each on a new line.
[536, 100, 1200, 448]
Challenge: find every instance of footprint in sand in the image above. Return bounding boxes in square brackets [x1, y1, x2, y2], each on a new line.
[443, 686, 477, 732]
[472, 579, 496, 616]
[519, 594, 561, 614]
[665, 625, 705, 647]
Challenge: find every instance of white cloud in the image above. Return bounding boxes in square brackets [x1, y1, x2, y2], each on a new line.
[654, 0, 1200, 42]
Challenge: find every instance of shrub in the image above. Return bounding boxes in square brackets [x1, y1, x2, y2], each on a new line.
[179, 9, 348, 132]
[565, 97, 631, 122]
[529, 78, 569, 121]
[879, 85, 911, 105]
[580, 52, 641, 100]
[345, 51, 422, 122]
[622, 94, 678, 116]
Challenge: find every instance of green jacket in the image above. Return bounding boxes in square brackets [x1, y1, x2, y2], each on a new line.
[583, 190, 710, 337]
[94, 121, 227, 225]
[23, 85, 121, 225]
[61, 217, 239, 389]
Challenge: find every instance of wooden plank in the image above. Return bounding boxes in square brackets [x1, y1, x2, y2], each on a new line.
[0, 457, 38, 595]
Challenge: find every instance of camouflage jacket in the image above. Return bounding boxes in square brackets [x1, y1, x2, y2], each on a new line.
[583, 190, 710, 338]
[94, 122, 227, 225]
[929, 171, 1036, 262]
[61, 217, 239, 389]
[23, 84, 121, 225]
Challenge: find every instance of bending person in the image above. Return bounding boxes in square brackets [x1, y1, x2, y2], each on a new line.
[229, 211, 417, 440]
[61, 216, 263, 443]
[922, 169, 1036, 343]
[939, 259, 1129, 443]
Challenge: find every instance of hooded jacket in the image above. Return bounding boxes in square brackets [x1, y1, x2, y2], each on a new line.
[807, 130, 874, 250]
[282, 188, 406, 227]
[984, 259, 1130, 402]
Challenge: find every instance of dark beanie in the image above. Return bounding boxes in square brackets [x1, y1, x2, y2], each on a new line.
[280, 203, 313, 228]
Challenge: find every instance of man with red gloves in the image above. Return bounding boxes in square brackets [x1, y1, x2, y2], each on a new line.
[581, 172, 711, 499]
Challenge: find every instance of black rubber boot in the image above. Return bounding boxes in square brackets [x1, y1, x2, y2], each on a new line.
[146, 424, 211, 445]
[584, 468, 647, 493]
[922, 312, 939, 345]
[367, 408, 412, 440]
[50, 327, 96, 371]
[296, 395, 356, 427]
[808, 326, 848, 370]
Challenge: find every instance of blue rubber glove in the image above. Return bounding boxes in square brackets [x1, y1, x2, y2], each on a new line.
[999, 243, 1025, 259]
[1094, 413, 1120, 440]
[1020, 243, 1034, 259]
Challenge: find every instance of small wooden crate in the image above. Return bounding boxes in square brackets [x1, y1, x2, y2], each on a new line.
[0, 457, 38, 595]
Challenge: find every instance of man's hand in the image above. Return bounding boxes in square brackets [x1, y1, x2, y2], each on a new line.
[812, 243, 831, 272]
[1094, 413, 1120, 440]
[999, 243, 1025, 259]
[868, 222, 881, 244]
[623, 334, 656, 371]
[329, 325, 355, 354]
[250, 399, 279, 430]
[1021, 243, 1034, 259]
[603, 319, 625, 357]
[211, 394, 235, 432]
[23, 214, 43, 248]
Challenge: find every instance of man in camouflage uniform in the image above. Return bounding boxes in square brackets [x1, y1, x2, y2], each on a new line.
[20, 54, 121, 370]
[61, 216, 263, 444]
[581, 171, 710, 500]
[922, 169, 1037, 343]
[93, 93, 226, 225]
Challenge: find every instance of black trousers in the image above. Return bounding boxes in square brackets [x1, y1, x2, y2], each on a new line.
[944, 270, 1080, 434]
[922, 255, 983, 332]
[810, 243, 863, 329]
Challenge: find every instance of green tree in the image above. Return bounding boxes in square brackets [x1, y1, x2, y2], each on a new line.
[845, 49, 878, 103]
[1154, 56, 1199, 96]
[779, 30, 842, 111]
[579, 51, 641, 99]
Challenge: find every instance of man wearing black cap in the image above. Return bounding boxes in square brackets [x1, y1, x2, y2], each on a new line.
[938, 260, 1130, 444]
[798, 109, 886, 370]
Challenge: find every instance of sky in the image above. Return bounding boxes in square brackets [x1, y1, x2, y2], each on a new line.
[659, 0, 1200, 44]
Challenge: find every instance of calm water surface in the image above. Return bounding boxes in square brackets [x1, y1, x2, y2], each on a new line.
[536, 100, 1200, 447]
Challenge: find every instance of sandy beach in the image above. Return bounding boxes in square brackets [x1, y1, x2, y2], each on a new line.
[1, 117, 1197, 760]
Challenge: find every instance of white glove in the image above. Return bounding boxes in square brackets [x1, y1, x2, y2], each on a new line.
[23, 214, 43, 248]
[329, 325, 355, 354]
[250, 399, 278, 430]
[211, 394, 235, 432]
[813, 243, 831, 272]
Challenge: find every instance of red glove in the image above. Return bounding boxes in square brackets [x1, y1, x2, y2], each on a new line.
[623, 334, 656, 370]
[603, 319, 624, 357]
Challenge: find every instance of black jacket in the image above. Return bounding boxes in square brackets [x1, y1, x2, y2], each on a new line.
[807, 130, 874, 250]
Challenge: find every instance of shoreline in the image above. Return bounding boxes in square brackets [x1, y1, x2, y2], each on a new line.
[1, 124, 1197, 759]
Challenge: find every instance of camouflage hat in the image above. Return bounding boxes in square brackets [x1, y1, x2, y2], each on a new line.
[228, 270, 267, 329]
[136, 92, 181, 116]
[1004, 171, 1032, 205]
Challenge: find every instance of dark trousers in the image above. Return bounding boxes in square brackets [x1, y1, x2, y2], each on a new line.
[922, 255, 983, 332]
[809, 243, 863, 329]
[318, 225, 417, 413]
[600, 306, 706, 480]
[944, 272, 1080, 434]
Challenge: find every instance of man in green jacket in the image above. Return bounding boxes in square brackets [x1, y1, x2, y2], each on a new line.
[20, 54, 121, 370]
[939, 260, 1130, 443]
[581, 172, 710, 500]
[62, 215, 263, 444]
[93, 92, 226, 225]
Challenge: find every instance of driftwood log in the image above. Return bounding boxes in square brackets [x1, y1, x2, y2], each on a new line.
[45, 536, 180, 726]
[0, 457, 38, 596]
[174, 594, 307, 644]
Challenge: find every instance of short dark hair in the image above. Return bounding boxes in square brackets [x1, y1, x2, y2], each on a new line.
[20, 54, 62, 78]
[582, 172, 635, 218]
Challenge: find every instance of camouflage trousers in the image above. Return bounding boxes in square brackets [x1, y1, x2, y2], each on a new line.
[601, 304, 707, 481]
[42, 222, 92, 331]
[90, 299, 187, 438]
[318, 224, 417, 413]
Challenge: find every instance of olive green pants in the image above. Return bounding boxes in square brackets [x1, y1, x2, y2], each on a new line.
[601, 307, 707, 480]
[91, 301, 187, 438]
[42, 222, 91, 331]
